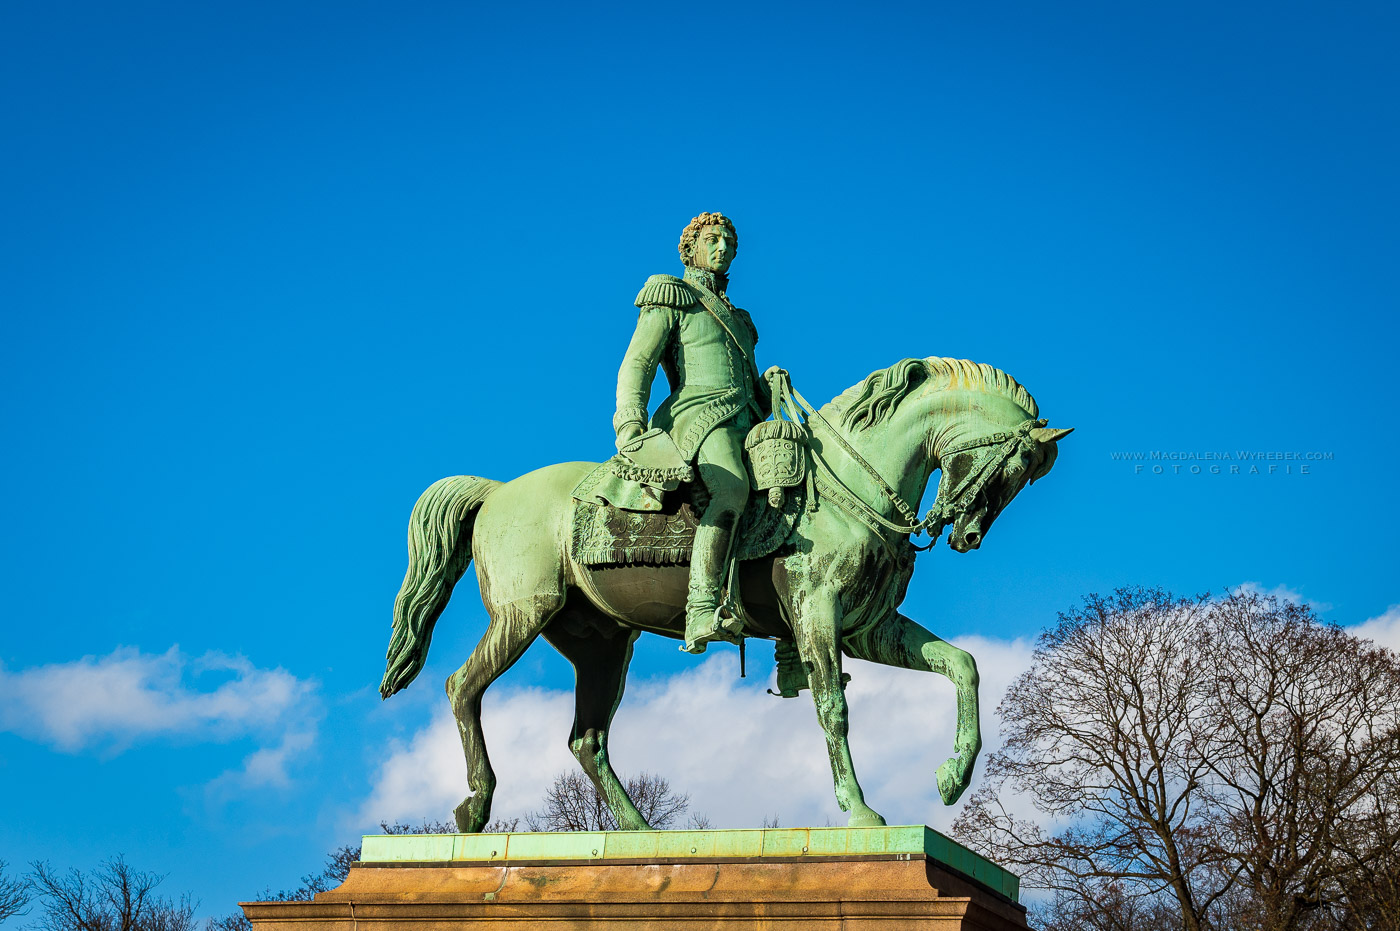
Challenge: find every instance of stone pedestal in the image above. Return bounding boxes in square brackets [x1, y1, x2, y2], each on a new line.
[242, 826, 1027, 930]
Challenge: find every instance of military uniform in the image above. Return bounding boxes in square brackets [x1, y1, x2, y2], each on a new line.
[614, 267, 769, 456]
[613, 265, 771, 652]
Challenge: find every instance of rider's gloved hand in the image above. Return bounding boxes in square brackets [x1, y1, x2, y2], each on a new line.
[763, 365, 788, 381]
[615, 422, 645, 451]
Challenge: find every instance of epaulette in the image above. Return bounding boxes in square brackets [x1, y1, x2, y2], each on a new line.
[634, 274, 698, 309]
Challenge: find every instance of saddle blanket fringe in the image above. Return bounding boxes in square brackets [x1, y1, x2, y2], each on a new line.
[571, 462, 805, 567]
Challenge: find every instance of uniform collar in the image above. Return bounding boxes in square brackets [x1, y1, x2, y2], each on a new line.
[683, 265, 729, 296]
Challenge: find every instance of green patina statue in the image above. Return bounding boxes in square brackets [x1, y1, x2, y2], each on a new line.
[379, 213, 1073, 833]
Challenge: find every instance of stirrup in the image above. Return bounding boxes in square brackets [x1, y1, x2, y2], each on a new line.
[713, 600, 747, 639]
[680, 603, 745, 654]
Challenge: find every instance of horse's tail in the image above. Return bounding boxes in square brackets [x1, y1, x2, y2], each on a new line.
[380, 475, 503, 699]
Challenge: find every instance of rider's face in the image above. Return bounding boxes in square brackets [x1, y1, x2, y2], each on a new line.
[690, 225, 735, 273]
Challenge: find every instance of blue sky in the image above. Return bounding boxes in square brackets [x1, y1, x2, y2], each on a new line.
[2, 0, 1397, 919]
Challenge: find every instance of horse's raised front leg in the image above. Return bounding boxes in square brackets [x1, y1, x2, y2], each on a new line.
[844, 612, 982, 805]
[543, 622, 651, 831]
[792, 590, 886, 827]
[446, 591, 563, 832]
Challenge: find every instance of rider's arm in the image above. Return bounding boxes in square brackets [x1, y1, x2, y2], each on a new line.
[614, 305, 679, 442]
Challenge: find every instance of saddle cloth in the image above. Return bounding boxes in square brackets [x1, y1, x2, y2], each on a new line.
[570, 461, 805, 567]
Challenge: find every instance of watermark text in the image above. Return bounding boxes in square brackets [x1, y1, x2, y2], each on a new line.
[1109, 450, 1332, 475]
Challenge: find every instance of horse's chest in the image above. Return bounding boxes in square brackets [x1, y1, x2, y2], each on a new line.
[778, 545, 899, 616]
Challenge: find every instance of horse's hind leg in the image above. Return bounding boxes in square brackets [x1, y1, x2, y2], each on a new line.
[843, 612, 981, 805]
[543, 620, 651, 830]
[446, 591, 563, 832]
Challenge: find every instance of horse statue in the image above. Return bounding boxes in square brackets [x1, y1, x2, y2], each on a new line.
[379, 356, 1071, 831]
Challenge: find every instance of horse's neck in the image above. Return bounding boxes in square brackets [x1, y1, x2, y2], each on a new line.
[813, 403, 935, 518]
[811, 388, 1031, 520]
[928, 390, 1035, 459]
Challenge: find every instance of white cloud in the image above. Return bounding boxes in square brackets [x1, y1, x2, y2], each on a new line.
[1352, 606, 1400, 653]
[360, 685, 576, 828]
[359, 635, 1034, 831]
[224, 728, 320, 789]
[0, 646, 317, 758]
[1230, 586, 1397, 653]
[1233, 581, 1333, 612]
[1237, 582, 1332, 610]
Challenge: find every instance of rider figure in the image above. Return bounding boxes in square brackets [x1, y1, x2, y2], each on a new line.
[614, 212, 771, 654]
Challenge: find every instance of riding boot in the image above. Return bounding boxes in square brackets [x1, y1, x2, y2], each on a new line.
[682, 522, 745, 654]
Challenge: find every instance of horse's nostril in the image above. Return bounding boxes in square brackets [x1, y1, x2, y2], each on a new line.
[965, 531, 982, 547]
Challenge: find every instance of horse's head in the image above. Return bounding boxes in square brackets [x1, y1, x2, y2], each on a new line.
[820, 357, 1071, 553]
[936, 422, 1072, 553]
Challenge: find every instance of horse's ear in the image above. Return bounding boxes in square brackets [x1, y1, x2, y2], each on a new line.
[1027, 428, 1069, 483]
[1031, 426, 1074, 443]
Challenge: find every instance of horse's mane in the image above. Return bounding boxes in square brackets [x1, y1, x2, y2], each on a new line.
[830, 357, 1039, 431]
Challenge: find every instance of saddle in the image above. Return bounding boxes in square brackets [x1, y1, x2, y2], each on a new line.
[573, 374, 811, 567]
[570, 461, 806, 567]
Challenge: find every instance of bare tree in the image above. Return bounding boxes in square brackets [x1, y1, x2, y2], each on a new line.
[202, 913, 250, 931]
[29, 857, 196, 931]
[1200, 592, 1400, 930]
[952, 588, 1400, 931]
[1336, 780, 1400, 931]
[953, 589, 1229, 931]
[379, 817, 465, 836]
[1031, 877, 1184, 931]
[207, 838, 364, 931]
[0, 860, 30, 924]
[294, 844, 361, 897]
[1305, 760, 1400, 931]
[525, 771, 691, 831]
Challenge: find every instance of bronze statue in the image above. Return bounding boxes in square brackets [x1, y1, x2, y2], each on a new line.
[379, 213, 1073, 833]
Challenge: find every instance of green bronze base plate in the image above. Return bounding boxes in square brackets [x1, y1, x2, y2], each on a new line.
[358, 825, 1019, 902]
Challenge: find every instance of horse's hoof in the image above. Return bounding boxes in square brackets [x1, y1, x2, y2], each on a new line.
[936, 759, 968, 805]
[848, 810, 887, 828]
[454, 796, 487, 833]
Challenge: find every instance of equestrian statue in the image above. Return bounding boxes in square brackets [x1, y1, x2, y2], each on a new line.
[379, 212, 1073, 832]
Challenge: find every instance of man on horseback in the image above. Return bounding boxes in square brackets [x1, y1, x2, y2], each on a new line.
[613, 212, 772, 654]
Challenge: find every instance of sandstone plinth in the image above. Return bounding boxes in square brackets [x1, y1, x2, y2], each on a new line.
[242, 826, 1028, 931]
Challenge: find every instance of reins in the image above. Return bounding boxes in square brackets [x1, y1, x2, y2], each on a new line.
[770, 372, 1045, 550]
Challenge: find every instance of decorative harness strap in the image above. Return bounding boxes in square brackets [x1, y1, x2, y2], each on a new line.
[685, 279, 749, 360]
[787, 385, 932, 535]
[774, 372, 1045, 549]
[926, 418, 1049, 537]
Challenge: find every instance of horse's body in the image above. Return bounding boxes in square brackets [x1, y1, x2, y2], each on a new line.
[380, 358, 1069, 832]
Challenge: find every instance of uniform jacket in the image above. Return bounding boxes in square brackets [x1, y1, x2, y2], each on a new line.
[615, 267, 771, 462]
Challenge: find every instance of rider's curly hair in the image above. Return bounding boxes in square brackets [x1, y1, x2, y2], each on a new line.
[678, 212, 738, 265]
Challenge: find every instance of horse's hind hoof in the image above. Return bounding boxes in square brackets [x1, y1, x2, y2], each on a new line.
[848, 809, 887, 828]
[454, 796, 488, 833]
[936, 759, 969, 805]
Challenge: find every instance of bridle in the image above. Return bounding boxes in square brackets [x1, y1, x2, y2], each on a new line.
[921, 418, 1049, 548]
[782, 376, 1046, 550]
